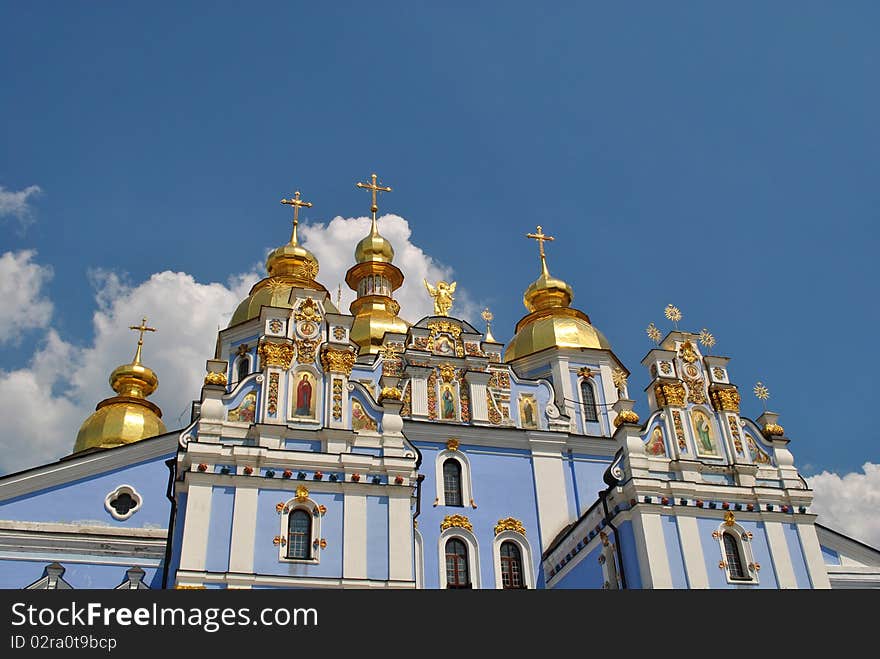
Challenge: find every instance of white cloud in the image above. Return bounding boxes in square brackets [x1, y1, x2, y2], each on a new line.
[808, 463, 880, 548]
[301, 214, 480, 324]
[0, 250, 54, 344]
[0, 184, 42, 231]
[0, 213, 478, 474]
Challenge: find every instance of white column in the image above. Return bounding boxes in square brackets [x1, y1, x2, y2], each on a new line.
[465, 371, 491, 423]
[228, 486, 258, 575]
[764, 521, 798, 588]
[343, 494, 367, 580]
[675, 514, 709, 588]
[796, 521, 832, 589]
[388, 493, 413, 582]
[178, 482, 213, 573]
[631, 511, 672, 588]
[530, 436, 572, 551]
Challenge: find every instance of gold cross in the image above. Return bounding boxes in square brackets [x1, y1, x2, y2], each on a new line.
[526, 225, 555, 260]
[280, 190, 313, 244]
[356, 173, 392, 217]
[128, 316, 157, 364]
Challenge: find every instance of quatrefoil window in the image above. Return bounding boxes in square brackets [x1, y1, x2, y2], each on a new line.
[104, 485, 142, 521]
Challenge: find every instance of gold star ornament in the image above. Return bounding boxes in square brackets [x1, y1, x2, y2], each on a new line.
[646, 322, 662, 345]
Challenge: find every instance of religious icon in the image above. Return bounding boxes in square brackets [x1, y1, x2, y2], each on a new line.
[351, 400, 377, 432]
[691, 410, 718, 456]
[293, 372, 315, 417]
[436, 337, 454, 355]
[645, 427, 666, 456]
[519, 394, 538, 429]
[440, 383, 457, 420]
[424, 279, 457, 316]
[228, 392, 256, 423]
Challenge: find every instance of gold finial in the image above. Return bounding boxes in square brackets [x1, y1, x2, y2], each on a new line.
[280, 190, 313, 245]
[128, 317, 157, 364]
[664, 304, 682, 330]
[526, 225, 555, 276]
[356, 173, 392, 220]
[646, 322, 662, 345]
[481, 307, 495, 342]
[424, 279, 456, 316]
[699, 328, 716, 353]
[612, 367, 628, 392]
[754, 381, 770, 410]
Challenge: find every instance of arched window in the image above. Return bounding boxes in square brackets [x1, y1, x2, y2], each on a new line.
[287, 510, 311, 560]
[445, 538, 471, 588]
[237, 357, 249, 383]
[443, 459, 463, 507]
[723, 532, 748, 580]
[581, 380, 599, 423]
[500, 541, 525, 589]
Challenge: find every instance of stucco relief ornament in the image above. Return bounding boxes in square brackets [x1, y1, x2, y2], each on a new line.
[258, 340, 295, 369]
[494, 517, 526, 536]
[295, 485, 309, 502]
[440, 514, 473, 532]
[679, 340, 699, 364]
[611, 368, 628, 393]
[204, 371, 227, 386]
[439, 363, 457, 383]
[446, 438, 460, 451]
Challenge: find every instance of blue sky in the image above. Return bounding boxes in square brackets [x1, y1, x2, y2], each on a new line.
[1, 2, 878, 492]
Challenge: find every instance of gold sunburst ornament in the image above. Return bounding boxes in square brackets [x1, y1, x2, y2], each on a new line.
[754, 381, 770, 410]
[646, 322, 661, 345]
[612, 368, 628, 392]
[699, 328, 716, 353]
[664, 304, 682, 329]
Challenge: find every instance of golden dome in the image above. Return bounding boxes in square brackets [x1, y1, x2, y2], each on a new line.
[73, 320, 166, 453]
[355, 221, 395, 263]
[229, 208, 326, 326]
[505, 227, 610, 362]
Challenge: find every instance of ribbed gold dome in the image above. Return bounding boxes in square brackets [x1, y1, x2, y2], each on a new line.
[505, 230, 610, 362]
[355, 223, 395, 263]
[230, 214, 326, 326]
[73, 324, 166, 453]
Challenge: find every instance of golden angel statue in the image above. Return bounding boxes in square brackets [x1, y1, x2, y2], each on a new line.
[424, 279, 456, 316]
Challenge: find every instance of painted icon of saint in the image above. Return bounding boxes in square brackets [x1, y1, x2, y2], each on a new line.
[441, 386, 455, 419]
[646, 427, 666, 456]
[693, 412, 716, 454]
[295, 373, 312, 416]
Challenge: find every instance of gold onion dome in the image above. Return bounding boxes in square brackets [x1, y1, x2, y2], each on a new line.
[505, 226, 610, 362]
[230, 192, 327, 326]
[346, 173, 409, 354]
[73, 319, 166, 454]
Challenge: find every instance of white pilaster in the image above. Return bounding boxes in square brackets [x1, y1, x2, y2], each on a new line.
[631, 511, 673, 588]
[410, 375, 429, 418]
[388, 493, 413, 582]
[796, 521, 832, 589]
[549, 356, 574, 432]
[343, 494, 367, 580]
[675, 514, 709, 588]
[228, 485, 258, 575]
[465, 371, 491, 423]
[178, 482, 213, 573]
[529, 435, 572, 551]
[764, 521, 798, 588]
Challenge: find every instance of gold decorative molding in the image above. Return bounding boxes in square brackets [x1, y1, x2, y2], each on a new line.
[654, 382, 686, 407]
[710, 387, 741, 413]
[295, 297, 321, 323]
[446, 438, 460, 451]
[175, 584, 206, 589]
[258, 341, 295, 370]
[296, 339, 318, 364]
[578, 366, 594, 379]
[440, 514, 473, 532]
[295, 485, 309, 502]
[685, 377, 706, 404]
[427, 320, 462, 339]
[494, 517, 526, 536]
[762, 423, 785, 437]
[320, 347, 356, 376]
[439, 363, 457, 383]
[611, 368, 628, 392]
[613, 409, 640, 427]
[379, 386, 402, 401]
[724, 511, 736, 526]
[204, 371, 227, 386]
[679, 340, 698, 364]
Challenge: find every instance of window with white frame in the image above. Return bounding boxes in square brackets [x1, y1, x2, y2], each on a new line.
[715, 520, 758, 584]
[492, 531, 535, 589]
[438, 527, 480, 589]
[435, 450, 474, 508]
[279, 498, 322, 563]
[580, 379, 599, 423]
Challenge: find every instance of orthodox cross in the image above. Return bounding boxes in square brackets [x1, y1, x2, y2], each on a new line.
[128, 317, 157, 364]
[526, 225, 555, 273]
[356, 173, 392, 218]
[280, 190, 313, 244]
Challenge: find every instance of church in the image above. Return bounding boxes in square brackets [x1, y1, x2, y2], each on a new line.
[0, 174, 877, 590]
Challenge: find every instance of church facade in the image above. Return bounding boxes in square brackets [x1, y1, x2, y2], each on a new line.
[1, 176, 877, 589]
